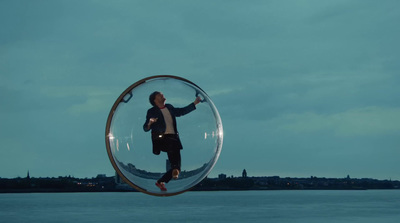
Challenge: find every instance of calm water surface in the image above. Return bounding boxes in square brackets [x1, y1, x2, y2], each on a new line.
[0, 190, 399, 222]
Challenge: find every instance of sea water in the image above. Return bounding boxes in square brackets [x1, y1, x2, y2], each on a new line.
[0, 190, 399, 223]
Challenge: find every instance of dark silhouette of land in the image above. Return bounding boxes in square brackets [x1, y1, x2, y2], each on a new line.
[1, 171, 399, 193]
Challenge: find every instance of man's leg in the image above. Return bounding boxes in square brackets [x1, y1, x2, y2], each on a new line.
[168, 149, 181, 179]
[168, 149, 181, 171]
[158, 169, 173, 184]
[157, 149, 181, 184]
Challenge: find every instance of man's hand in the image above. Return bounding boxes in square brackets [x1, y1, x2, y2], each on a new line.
[194, 96, 202, 105]
[147, 118, 158, 130]
[149, 118, 158, 124]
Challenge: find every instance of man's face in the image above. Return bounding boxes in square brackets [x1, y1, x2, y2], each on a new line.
[154, 92, 166, 105]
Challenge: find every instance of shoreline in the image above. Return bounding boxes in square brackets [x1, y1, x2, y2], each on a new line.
[2, 175, 399, 193]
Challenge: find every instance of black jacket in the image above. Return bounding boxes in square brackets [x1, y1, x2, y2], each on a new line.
[143, 103, 196, 154]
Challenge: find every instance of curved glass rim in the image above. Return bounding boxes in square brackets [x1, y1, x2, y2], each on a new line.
[105, 75, 223, 196]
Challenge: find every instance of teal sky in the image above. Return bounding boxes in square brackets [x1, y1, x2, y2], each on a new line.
[1, 0, 400, 180]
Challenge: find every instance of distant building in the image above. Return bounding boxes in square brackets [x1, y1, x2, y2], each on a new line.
[242, 169, 247, 178]
[115, 172, 124, 184]
[218, 174, 226, 179]
[96, 174, 107, 178]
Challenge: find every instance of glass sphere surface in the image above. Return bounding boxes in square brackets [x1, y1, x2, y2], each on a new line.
[105, 75, 223, 196]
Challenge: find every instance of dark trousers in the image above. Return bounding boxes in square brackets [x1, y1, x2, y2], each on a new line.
[158, 149, 181, 183]
[157, 134, 182, 183]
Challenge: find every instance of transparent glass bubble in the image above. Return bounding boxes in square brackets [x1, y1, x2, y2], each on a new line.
[105, 75, 223, 196]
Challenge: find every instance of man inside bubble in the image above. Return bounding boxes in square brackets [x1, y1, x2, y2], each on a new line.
[143, 91, 202, 191]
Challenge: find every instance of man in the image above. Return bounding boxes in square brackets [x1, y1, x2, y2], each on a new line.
[143, 91, 201, 191]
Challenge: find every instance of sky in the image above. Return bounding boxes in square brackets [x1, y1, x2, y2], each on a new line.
[1, 0, 400, 180]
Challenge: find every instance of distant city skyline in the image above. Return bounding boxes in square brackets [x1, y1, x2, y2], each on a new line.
[2, 171, 399, 193]
[2, 169, 396, 182]
[1, 1, 400, 180]
[2, 169, 398, 183]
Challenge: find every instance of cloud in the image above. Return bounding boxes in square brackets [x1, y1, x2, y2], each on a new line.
[277, 106, 400, 136]
[39, 85, 120, 115]
[207, 86, 243, 97]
